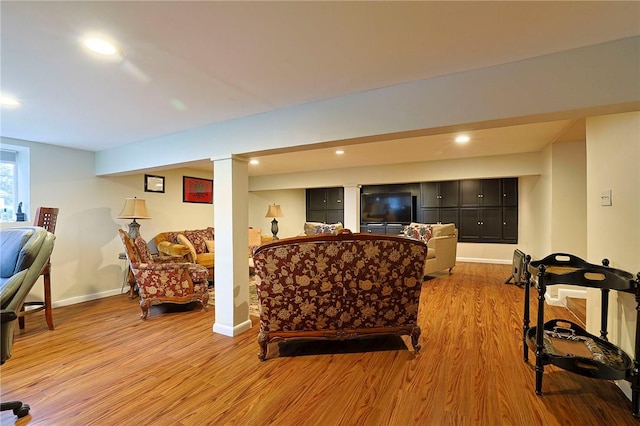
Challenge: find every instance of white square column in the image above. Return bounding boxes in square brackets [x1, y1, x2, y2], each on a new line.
[343, 184, 361, 232]
[212, 155, 252, 336]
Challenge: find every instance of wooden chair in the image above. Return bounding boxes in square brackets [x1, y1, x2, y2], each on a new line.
[18, 207, 58, 330]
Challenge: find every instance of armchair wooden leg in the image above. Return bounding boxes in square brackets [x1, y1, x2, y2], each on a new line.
[17, 267, 54, 330]
[43, 272, 54, 330]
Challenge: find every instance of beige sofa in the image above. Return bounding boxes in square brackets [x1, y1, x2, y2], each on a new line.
[403, 223, 458, 276]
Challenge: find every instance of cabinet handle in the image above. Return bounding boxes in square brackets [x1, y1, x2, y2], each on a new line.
[503, 222, 507, 225]
[337, 200, 341, 203]
[478, 221, 481, 225]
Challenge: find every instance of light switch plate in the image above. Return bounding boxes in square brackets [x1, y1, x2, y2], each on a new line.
[601, 190, 612, 206]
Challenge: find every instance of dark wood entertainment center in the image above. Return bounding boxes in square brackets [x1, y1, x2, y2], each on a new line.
[306, 177, 518, 243]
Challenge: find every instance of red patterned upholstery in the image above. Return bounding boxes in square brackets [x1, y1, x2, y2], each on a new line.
[118, 230, 209, 319]
[252, 230, 428, 360]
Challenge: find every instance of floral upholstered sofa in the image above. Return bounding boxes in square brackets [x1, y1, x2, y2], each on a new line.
[252, 229, 428, 360]
[152, 227, 271, 280]
[152, 227, 215, 278]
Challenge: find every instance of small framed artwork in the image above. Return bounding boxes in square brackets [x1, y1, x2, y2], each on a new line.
[183, 176, 213, 204]
[144, 174, 165, 193]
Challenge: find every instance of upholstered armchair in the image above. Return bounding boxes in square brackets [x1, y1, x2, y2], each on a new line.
[118, 230, 209, 319]
[1, 226, 56, 418]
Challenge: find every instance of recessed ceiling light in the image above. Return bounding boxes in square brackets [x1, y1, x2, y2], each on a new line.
[82, 37, 120, 56]
[455, 135, 470, 144]
[0, 95, 21, 107]
[335, 150, 345, 155]
[249, 159, 260, 165]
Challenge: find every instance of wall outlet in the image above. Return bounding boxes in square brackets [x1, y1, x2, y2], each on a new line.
[600, 189, 612, 206]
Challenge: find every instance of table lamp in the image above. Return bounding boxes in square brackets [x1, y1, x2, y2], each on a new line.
[118, 197, 150, 238]
[265, 204, 283, 239]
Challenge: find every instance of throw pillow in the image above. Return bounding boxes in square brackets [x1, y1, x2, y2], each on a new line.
[184, 228, 214, 254]
[304, 221, 344, 236]
[177, 234, 197, 262]
[314, 224, 338, 235]
[403, 223, 432, 244]
[205, 240, 215, 253]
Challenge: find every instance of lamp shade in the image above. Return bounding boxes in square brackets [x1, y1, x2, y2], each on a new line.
[118, 197, 151, 219]
[265, 204, 283, 218]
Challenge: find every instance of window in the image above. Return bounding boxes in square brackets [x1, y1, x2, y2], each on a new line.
[0, 149, 17, 220]
[0, 143, 30, 222]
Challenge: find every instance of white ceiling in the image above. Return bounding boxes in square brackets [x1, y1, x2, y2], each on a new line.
[2, 2, 639, 175]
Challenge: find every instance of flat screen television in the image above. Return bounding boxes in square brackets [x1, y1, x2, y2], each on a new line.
[361, 192, 413, 223]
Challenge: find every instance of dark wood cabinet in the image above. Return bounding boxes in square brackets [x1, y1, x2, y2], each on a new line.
[459, 207, 502, 242]
[502, 177, 518, 207]
[419, 207, 459, 228]
[310, 178, 517, 243]
[460, 179, 501, 207]
[360, 223, 403, 235]
[421, 181, 459, 208]
[306, 187, 344, 224]
[502, 207, 518, 241]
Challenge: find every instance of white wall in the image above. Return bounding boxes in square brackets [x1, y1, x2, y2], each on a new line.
[248, 189, 306, 238]
[1, 137, 215, 307]
[551, 140, 587, 256]
[585, 112, 640, 357]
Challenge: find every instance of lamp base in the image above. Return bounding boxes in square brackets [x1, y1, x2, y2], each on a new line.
[127, 219, 141, 239]
[270, 218, 279, 240]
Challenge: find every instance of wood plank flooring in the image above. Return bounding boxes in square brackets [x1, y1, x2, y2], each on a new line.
[1, 263, 637, 425]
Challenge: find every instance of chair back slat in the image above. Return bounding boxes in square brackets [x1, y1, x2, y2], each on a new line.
[33, 207, 59, 234]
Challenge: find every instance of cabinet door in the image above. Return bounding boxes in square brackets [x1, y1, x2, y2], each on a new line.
[439, 208, 459, 227]
[481, 179, 502, 206]
[480, 207, 503, 240]
[440, 181, 460, 207]
[326, 187, 344, 210]
[326, 210, 344, 224]
[420, 182, 439, 207]
[460, 180, 481, 207]
[307, 188, 327, 210]
[386, 223, 405, 235]
[366, 223, 386, 234]
[419, 208, 439, 224]
[502, 178, 518, 207]
[307, 210, 327, 223]
[459, 209, 481, 241]
[502, 207, 518, 242]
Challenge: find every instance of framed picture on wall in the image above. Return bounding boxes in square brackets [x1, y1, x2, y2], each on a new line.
[144, 174, 165, 193]
[183, 176, 213, 204]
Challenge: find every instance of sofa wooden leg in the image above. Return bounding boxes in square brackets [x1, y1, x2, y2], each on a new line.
[411, 326, 421, 354]
[201, 292, 209, 310]
[139, 300, 150, 319]
[257, 332, 268, 361]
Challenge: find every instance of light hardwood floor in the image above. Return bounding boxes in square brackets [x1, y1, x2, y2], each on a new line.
[1, 263, 636, 425]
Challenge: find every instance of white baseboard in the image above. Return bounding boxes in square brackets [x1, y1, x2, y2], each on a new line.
[213, 319, 252, 336]
[456, 257, 511, 265]
[545, 288, 587, 307]
[51, 286, 130, 308]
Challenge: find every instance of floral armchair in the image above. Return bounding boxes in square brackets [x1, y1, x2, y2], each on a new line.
[118, 230, 209, 319]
